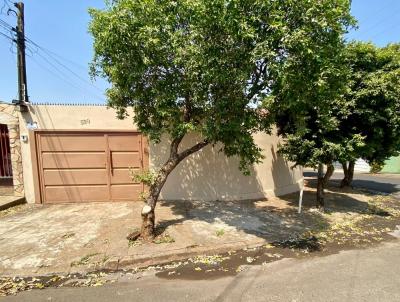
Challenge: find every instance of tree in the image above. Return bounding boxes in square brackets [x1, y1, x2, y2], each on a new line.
[89, 0, 354, 238]
[338, 42, 400, 187]
[263, 3, 357, 209]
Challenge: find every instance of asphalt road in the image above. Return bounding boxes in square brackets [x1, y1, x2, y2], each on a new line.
[4, 238, 400, 302]
[304, 170, 400, 195]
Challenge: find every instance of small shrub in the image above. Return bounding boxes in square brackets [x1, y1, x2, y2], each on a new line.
[129, 169, 157, 186]
[215, 229, 225, 237]
[370, 161, 384, 174]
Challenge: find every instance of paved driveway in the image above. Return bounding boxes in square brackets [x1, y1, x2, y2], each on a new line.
[0, 203, 136, 276]
[0, 198, 323, 277]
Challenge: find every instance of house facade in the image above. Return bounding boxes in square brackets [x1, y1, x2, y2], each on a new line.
[0, 102, 303, 204]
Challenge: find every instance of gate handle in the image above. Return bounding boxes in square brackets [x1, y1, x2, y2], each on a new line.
[108, 149, 113, 175]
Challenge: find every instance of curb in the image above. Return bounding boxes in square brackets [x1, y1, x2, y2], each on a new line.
[103, 239, 267, 271]
[0, 196, 26, 211]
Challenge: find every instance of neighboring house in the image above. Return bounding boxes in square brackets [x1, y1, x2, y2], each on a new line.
[0, 102, 303, 204]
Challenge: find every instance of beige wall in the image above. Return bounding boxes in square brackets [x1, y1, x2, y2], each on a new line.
[18, 104, 302, 203]
[151, 132, 303, 202]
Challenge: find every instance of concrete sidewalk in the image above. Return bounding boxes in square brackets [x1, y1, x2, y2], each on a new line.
[0, 184, 387, 277]
[0, 193, 331, 277]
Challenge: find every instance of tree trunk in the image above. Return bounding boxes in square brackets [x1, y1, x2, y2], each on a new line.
[340, 160, 355, 188]
[316, 164, 325, 209]
[139, 136, 208, 240]
[323, 163, 334, 187]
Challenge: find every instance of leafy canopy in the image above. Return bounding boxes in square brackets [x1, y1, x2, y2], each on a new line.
[339, 42, 400, 165]
[89, 0, 354, 172]
[263, 1, 356, 168]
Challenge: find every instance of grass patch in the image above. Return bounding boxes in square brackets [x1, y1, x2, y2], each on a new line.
[215, 229, 225, 237]
[153, 233, 175, 244]
[70, 253, 100, 267]
[61, 232, 75, 240]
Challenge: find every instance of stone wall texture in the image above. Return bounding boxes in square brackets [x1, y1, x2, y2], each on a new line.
[0, 103, 24, 196]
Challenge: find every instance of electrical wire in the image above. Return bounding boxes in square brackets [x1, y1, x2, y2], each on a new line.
[24, 38, 88, 71]
[352, 7, 400, 39]
[24, 37, 105, 94]
[0, 29, 12, 41]
[25, 37, 104, 93]
[27, 51, 106, 103]
[25, 43, 105, 101]
[0, 18, 13, 30]
[0, 0, 13, 16]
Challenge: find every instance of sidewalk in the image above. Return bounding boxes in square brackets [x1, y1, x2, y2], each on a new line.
[0, 184, 398, 277]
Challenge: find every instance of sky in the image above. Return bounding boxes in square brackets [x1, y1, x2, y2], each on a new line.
[0, 0, 399, 104]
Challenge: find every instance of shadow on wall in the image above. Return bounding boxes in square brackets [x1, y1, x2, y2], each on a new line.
[270, 145, 302, 195]
[151, 133, 301, 202]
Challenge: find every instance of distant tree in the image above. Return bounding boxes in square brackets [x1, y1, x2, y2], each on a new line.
[339, 42, 400, 187]
[89, 0, 354, 238]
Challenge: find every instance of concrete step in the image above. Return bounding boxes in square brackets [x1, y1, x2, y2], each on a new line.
[0, 195, 26, 211]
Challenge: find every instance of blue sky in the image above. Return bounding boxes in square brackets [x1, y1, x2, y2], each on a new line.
[0, 0, 399, 104]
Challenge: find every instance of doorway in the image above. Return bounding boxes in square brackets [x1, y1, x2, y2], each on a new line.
[0, 124, 13, 195]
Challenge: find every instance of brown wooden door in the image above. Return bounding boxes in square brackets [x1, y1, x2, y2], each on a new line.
[34, 131, 148, 203]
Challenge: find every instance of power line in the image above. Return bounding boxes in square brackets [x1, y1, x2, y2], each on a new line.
[352, 7, 400, 39]
[24, 36, 105, 93]
[25, 38, 104, 92]
[0, 0, 13, 16]
[25, 38, 88, 71]
[0, 30, 12, 41]
[0, 19, 13, 32]
[27, 52, 105, 102]
[369, 21, 400, 41]
[25, 43, 105, 102]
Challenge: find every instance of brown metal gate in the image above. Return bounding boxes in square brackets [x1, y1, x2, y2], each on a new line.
[32, 130, 148, 203]
[0, 124, 13, 178]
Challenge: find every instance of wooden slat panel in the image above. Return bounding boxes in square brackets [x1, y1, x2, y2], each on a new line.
[110, 169, 138, 185]
[45, 186, 109, 203]
[110, 184, 142, 200]
[35, 131, 147, 203]
[108, 134, 140, 151]
[43, 169, 108, 186]
[42, 152, 106, 169]
[111, 152, 141, 168]
[40, 134, 106, 151]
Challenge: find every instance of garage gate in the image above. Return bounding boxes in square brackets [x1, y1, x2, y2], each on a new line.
[32, 131, 148, 203]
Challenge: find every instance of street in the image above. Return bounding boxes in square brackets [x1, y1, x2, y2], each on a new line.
[304, 170, 400, 195]
[3, 239, 400, 302]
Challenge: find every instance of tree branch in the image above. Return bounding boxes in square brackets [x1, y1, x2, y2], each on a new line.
[178, 140, 209, 161]
[170, 135, 184, 156]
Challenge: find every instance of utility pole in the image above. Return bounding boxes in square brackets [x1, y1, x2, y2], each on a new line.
[14, 2, 29, 107]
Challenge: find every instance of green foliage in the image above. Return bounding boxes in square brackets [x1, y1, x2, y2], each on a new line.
[89, 0, 354, 173]
[129, 169, 157, 186]
[215, 229, 225, 237]
[370, 161, 384, 174]
[271, 40, 400, 171]
[339, 42, 400, 165]
[258, 1, 355, 168]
